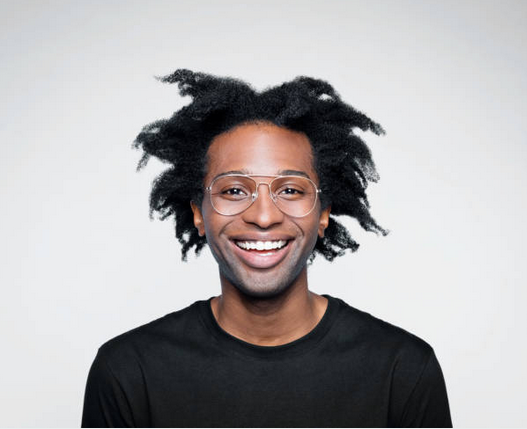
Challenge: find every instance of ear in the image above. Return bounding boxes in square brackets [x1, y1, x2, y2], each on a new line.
[318, 205, 331, 238]
[190, 201, 206, 237]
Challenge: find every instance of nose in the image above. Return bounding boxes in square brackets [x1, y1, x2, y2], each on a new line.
[241, 182, 284, 228]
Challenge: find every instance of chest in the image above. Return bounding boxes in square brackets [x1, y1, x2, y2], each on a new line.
[141, 352, 393, 427]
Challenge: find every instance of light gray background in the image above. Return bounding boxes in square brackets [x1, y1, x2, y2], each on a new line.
[1, 0, 526, 427]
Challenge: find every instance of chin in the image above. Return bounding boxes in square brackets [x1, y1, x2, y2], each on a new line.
[224, 263, 305, 300]
[233, 279, 290, 300]
[215, 242, 312, 300]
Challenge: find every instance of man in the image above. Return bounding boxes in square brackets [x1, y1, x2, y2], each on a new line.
[81, 70, 452, 427]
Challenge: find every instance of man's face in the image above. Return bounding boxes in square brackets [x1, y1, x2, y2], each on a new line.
[191, 123, 330, 299]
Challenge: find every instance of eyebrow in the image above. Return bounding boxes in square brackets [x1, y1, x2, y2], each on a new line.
[212, 169, 311, 180]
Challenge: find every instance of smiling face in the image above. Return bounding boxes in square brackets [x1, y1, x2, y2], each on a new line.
[191, 122, 330, 299]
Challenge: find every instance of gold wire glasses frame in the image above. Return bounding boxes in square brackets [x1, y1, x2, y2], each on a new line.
[205, 174, 322, 218]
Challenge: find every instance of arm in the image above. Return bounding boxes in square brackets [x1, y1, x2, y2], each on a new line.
[81, 350, 136, 428]
[399, 350, 452, 428]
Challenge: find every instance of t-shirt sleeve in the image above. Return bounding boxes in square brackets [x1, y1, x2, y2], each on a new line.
[81, 350, 136, 428]
[399, 349, 452, 428]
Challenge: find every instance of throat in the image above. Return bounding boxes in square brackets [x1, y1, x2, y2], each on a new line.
[210, 289, 327, 347]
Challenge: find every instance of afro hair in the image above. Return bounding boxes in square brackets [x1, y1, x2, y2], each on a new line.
[133, 69, 387, 261]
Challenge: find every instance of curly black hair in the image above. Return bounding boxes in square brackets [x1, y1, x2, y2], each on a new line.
[133, 69, 388, 261]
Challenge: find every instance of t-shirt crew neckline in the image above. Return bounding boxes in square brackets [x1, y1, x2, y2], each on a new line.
[197, 294, 340, 359]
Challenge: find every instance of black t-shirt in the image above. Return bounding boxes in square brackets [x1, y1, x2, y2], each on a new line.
[81, 295, 452, 427]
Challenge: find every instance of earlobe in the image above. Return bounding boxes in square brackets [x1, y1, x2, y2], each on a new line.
[190, 201, 206, 237]
[318, 206, 331, 238]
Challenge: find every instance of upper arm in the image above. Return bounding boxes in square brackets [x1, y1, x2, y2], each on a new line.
[399, 349, 452, 428]
[81, 350, 136, 428]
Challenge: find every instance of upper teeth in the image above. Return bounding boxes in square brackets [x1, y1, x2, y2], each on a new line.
[236, 240, 287, 250]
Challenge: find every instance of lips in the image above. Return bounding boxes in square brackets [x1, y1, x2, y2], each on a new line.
[230, 238, 293, 269]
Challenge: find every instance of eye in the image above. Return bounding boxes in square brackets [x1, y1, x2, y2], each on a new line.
[280, 187, 303, 195]
[219, 186, 250, 200]
[276, 185, 306, 200]
[223, 187, 247, 196]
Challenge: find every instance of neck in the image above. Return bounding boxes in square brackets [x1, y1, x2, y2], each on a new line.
[211, 268, 328, 346]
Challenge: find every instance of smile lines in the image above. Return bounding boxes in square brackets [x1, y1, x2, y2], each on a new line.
[235, 240, 288, 251]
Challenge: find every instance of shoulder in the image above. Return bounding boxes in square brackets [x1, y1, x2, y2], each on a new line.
[329, 295, 433, 365]
[83, 303, 206, 427]
[327, 295, 451, 425]
[96, 300, 205, 368]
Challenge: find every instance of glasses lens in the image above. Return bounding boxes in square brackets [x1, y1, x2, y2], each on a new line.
[209, 176, 255, 215]
[271, 176, 317, 217]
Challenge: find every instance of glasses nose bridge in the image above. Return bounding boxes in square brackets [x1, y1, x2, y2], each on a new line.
[252, 179, 276, 202]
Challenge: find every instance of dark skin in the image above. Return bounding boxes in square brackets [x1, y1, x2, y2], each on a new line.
[191, 123, 331, 346]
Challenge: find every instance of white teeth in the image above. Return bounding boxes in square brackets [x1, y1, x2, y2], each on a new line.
[236, 240, 287, 250]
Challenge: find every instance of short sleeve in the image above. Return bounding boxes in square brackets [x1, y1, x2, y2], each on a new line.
[81, 350, 136, 428]
[399, 350, 452, 428]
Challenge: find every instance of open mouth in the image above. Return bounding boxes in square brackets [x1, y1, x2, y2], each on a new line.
[230, 239, 292, 269]
[234, 240, 288, 252]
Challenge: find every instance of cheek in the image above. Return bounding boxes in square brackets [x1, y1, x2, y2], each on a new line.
[202, 216, 219, 240]
[298, 218, 322, 246]
[201, 202, 218, 234]
[201, 208, 232, 247]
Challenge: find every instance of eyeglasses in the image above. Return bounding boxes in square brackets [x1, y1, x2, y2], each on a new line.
[206, 174, 322, 218]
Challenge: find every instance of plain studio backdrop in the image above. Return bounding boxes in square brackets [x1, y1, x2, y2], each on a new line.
[1, 0, 526, 427]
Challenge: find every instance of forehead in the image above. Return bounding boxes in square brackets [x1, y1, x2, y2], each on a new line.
[205, 123, 316, 181]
